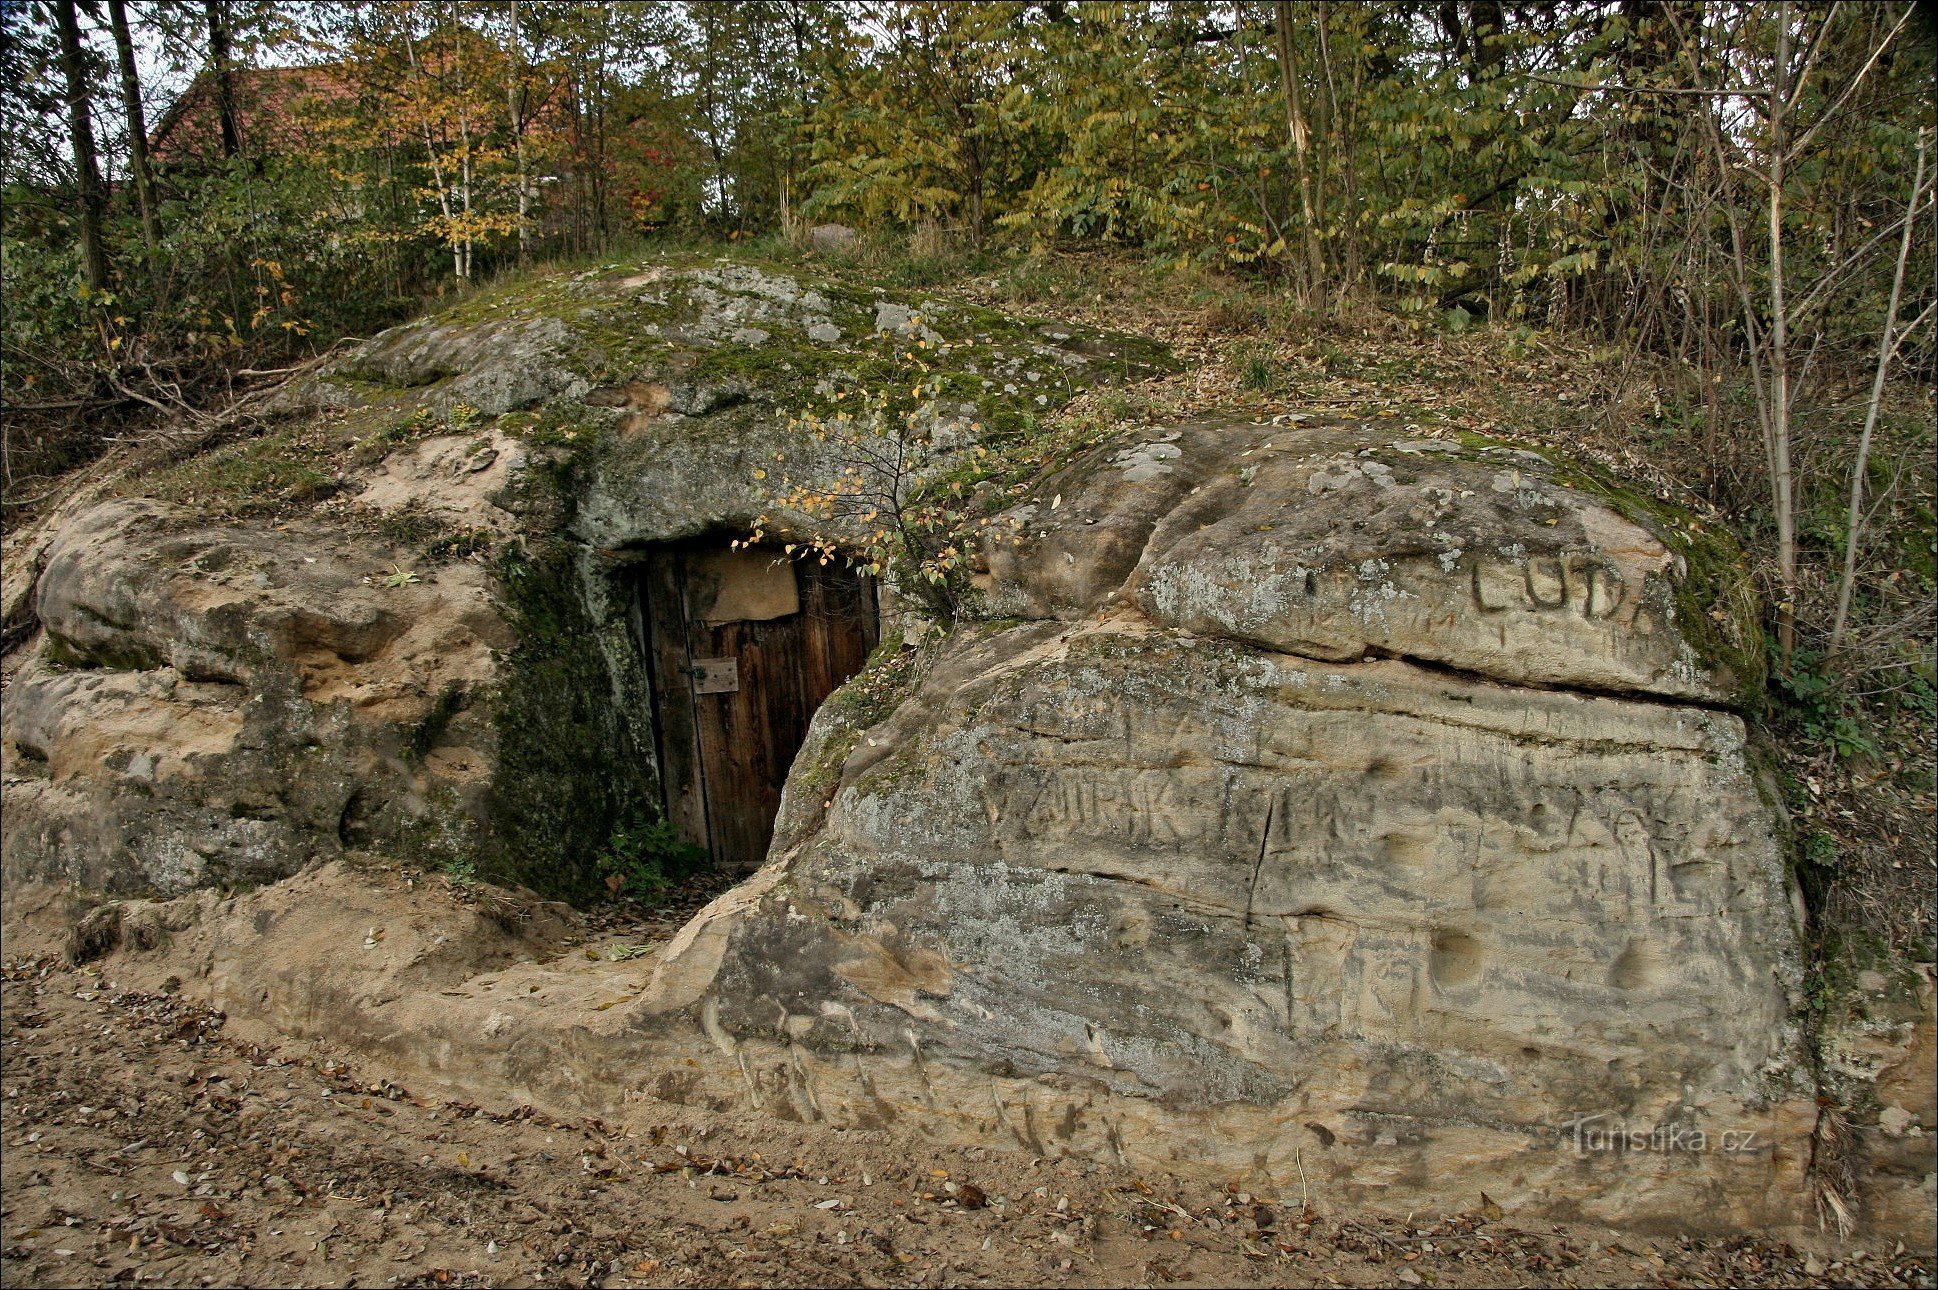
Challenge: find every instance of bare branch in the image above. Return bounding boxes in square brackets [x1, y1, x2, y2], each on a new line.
[1786, 4, 1916, 162]
[1828, 127, 1930, 657]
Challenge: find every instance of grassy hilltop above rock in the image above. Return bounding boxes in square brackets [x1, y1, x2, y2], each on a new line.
[0, 243, 1932, 1267]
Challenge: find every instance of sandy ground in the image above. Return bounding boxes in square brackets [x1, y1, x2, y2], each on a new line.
[3, 935, 1932, 1290]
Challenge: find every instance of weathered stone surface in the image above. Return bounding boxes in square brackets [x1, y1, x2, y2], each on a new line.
[289, 259, 1164, 555]
[3, 496, 507, 894]
[351, 428, 532, 535]
[336, 315, 591, 417]
[807, 223, 859, 254]
[628, 418, 1810, 1230]
[1825, 964, 1938, 1248]
[980, 420, 1759, 704]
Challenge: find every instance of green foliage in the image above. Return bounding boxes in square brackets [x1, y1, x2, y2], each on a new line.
[1903, 672, 1937, 727]
[1773, 649, 1882, 763]
[482, 537, 665, 905]
[596, 811, 707, 901]
[805, 3, 1033, 236]
[745, 323, 989, 619]
[1231, 339, 1280, 392]
[4, 153, 421, 506]
[157, 157, 417, 344]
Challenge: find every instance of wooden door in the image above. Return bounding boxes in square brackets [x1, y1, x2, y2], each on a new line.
[637, 544, 878, 871]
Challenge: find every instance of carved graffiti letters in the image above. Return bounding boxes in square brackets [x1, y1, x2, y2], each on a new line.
[1470, 554, 1641, 626]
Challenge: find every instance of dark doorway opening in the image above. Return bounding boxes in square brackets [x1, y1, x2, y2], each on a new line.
[634, 543, 879, 871]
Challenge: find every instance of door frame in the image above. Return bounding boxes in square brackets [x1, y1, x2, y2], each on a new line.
[632, 540, 879, 870]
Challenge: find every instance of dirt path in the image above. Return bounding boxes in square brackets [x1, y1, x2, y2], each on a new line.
[3, 950, 1931, 1290]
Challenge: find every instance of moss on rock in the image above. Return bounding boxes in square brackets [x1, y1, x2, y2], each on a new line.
[482, 535, 660, 904]
[1439, 430, 1767, 707]
[1543, 457, 1766, 707]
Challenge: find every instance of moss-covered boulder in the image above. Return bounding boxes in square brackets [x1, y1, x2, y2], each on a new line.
[1, 254, 1169, 902]
[303, 256, 1169, 552]
[627, 413, 1808, 1232]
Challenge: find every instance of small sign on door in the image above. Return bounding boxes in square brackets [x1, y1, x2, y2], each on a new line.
[692, 658, 739, 694]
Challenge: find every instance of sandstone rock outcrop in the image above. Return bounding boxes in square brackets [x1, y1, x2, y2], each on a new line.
[6, 496, 507, 894]
[5, 254, 1907, 1242]
[628, 417, 1813, 1230]
[1, 257, 1162, 900]
[980, 421, 1758, 703]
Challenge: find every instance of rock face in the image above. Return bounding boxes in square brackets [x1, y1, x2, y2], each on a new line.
[0, 256, 1856, 1237]
[632, 418, 1812, 1230]
[5, 496, 507, 894]
[807, 223, 859, 254]
[978, 422, 1757, 702]
[1, 256, 1164, 901]
[1823, 963, 1938, 1248]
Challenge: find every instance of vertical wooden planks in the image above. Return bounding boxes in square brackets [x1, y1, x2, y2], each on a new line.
[688, 571, 805, 869]
[639, 550, 710, 853]
[639, 544, 881, 873]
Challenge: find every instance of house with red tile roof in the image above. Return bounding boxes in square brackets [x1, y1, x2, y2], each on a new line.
[148, 64, 356, 164]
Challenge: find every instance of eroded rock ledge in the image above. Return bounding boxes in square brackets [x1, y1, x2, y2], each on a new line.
[976, 419, 1760, 704]
[624, 417, 1811, 1230]
[2, 259, 1884, 1239]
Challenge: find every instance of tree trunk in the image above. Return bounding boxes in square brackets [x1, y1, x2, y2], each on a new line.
[204, 0, 240, 159]
[784, 0, 810, 238]
[108, 0, 160, 256]
[1468, 0, 1506, 78]
[592, 28, 609, 244]
[1314, 1, 1359, 296]
[55, 0, 110, 291]
[507, 0, 530, 266]
[1767, 5, 1796, 666]
[1272, 0, 1323, 302]
[456, 4, 473, 281]
[403, 22, 462, 279]
[1829, 128, 1930, 657]
[698, 6, 728, 226]
[571, 74, 589, 253]
[962, 133, 984, 240]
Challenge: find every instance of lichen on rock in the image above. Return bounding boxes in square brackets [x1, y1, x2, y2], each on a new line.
[626, 411, 1812, 1231]
[0, 253, 1853, 1241]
